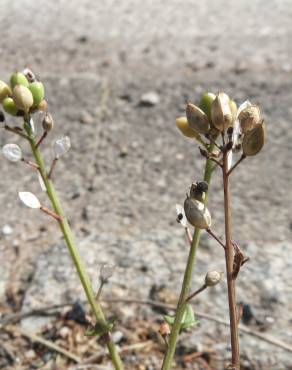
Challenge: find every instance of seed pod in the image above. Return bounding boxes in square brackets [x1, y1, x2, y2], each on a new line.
[12, 85, 34, 112]
[205, 271, 222, 287]
[176, 116, 202, 140]
[10, 72, 29, 88]
[184, 197, 211, 229]
[211, 92, 233, 132]
[29, 81, 45, 107]
[229, 99, 238, 123]
[186, 103, 210, 134]
[242, 121, 266, 156]
[238, 105, 261, 134]
[0, 81, 12, 103]
[38, 99, 48, 111]
[42, 113, 54, 131]
[2, 97, 18, 116]
[199, 92, 216, 121]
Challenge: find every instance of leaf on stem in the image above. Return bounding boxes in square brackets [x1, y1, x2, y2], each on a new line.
[164, 304, 199, 330]
[2, 143, 22, 162]
[18, 191, 41, 208]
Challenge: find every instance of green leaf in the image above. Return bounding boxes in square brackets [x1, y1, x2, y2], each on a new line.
[85, 316, 118, 337]
[164, 305, 199, 331]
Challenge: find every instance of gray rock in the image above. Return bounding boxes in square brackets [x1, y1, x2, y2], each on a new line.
[139, 92, 160, 106]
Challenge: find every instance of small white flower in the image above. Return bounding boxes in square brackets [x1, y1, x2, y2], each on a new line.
[18, 192, 41, 209]
[54, 136, 71, 158]
[37, 172, 47, 192]
[176, 204, 188, 228]
[2, 143, 22, 162]
[100, 264, 116, 282]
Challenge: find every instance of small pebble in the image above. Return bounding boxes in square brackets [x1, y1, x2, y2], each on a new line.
[1, 224, 13, 236]
[112, 330, 124, 343]
[139, 91, 160, 107]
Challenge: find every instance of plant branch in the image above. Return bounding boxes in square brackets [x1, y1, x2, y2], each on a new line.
[206, 228, 226, 249]
[160, 143, 215, 370]
[23, 119, 124, 370]
[227, 154, 246, 176]
[4, 125, 28, 139]
[185, 284, 207, 302]
[223, 147, 240, 369]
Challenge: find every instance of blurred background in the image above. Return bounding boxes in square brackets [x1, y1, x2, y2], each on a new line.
[0, 1, 292, 369]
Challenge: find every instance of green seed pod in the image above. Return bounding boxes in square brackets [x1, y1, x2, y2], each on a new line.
[229, 99, 238, 124]
[238, 105, 261, 134]
[0, 81, 12, 103]
[242, 121, 266, 156]
[29, 81, 45, 107]
[12, 85, 34, 112]
[2, 97, 18, 116]
[186, 103, 210, 134]
[199, 92, 216, 121]
[176, 116, 201, 139]
[42, 113, 54, 131]
[211, 92, 233, 132]
[184, 197, 211, 229]
[10, 72, 29, 88]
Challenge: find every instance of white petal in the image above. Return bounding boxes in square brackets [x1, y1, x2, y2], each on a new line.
[38, 172, 47, 192]
[2, 143, 22, 162]
[18, 192, 41, 208]
[237, 100, 252, 116]
[227, 150, 233, 171]
[54, 136, 71, 158]
[176, 204, 188, 228]
[232, 119, 241, 146]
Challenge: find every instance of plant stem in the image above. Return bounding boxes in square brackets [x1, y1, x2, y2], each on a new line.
[24, 122, 124, 370]
[223, 148, 240, 369]
[161, 144, 215, 370]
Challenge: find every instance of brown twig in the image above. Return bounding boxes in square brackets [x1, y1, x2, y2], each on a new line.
[206, 228, 226, 249]
[48, 157, 59, 179]
[227, 154, 246, 176]
[6, 325, 81, 363]
[35, 130, 48, 148]
[222, 146, 240, 368]
[40, 205, 62, 221]
[4, 125, 29, 139]
[186, 284, 207, 302]
[21, 158, 39, 170]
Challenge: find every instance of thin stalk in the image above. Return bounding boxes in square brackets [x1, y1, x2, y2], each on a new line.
[161, 144, 215, 370]
[24, 121, 124, 370]
[223, 149, 240, 369]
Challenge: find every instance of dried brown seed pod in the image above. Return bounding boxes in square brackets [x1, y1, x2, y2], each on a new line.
[42, 113, 54, 131]
[211, 92, 233, 132]
[242, 121, 266, 156]
[238, 105, 261, 134]
[184, 197, 211, 229]
[205, 270, 223, 287]
[189, 181, 208, 202]
[186, 103, 210, 134]
[159, 322, 170, 336]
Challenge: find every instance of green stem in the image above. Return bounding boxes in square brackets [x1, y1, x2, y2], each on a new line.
[161, 144, 216, 370]
[24, 122, 124, 370]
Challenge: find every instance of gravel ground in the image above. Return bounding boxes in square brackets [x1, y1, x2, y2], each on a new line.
[0, 1, 292, 369]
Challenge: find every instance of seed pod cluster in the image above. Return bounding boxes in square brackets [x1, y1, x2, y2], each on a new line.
[0, 70, 47, 117]
[176, 91, 266, 158]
